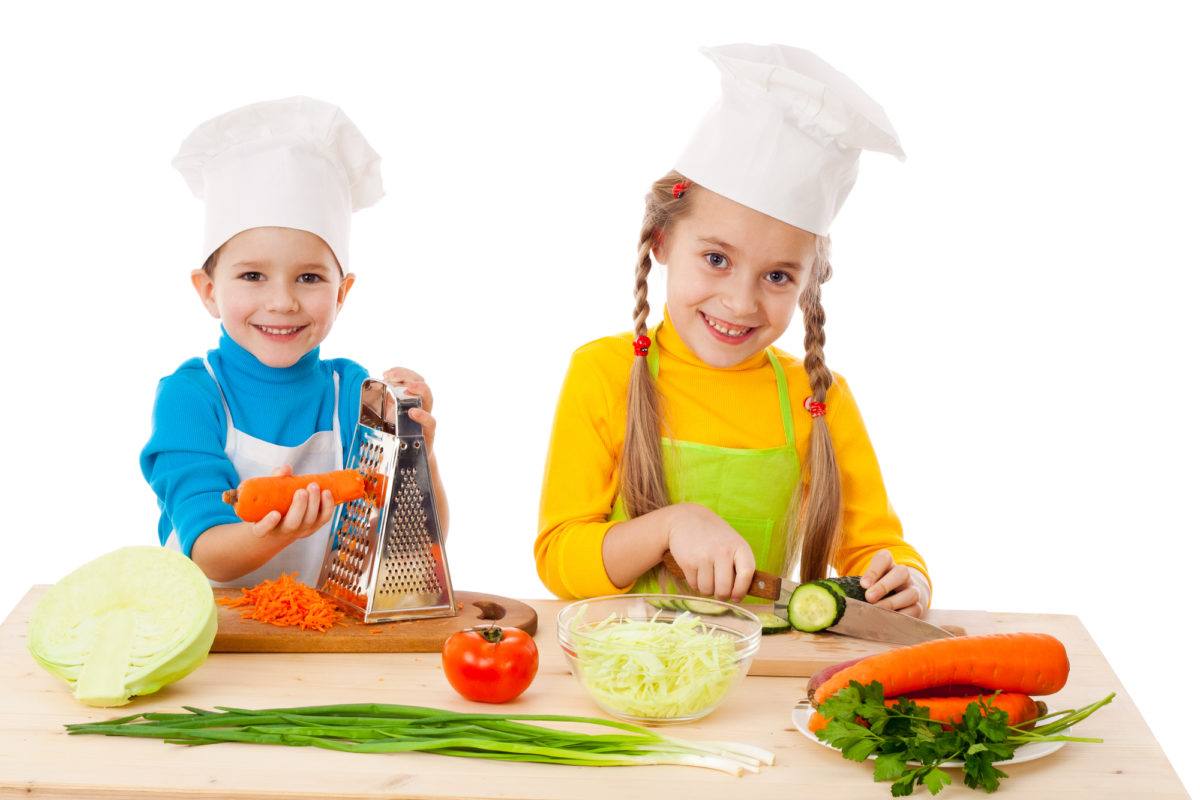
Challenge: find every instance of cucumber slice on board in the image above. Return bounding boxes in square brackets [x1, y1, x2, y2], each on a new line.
[786, 582, 846, 632]
[755, 611, 792, 635]
[681, 598, 730, 615]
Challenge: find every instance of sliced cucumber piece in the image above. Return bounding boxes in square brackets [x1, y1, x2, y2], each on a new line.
[681, 598, 730, 615]
[755, 611, 792, 635]
[786, 581, 846, 632]
[819, 579, 846, 597]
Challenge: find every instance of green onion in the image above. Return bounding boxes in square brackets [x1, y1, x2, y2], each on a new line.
[66, 703, 773, 776]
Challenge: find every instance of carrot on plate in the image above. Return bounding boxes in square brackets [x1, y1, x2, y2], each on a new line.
[811, 632, 1070, 707]
[808, 691, 1043, 734]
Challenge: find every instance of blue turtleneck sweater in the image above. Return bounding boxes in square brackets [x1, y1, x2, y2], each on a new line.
[140, 329, 368, 556]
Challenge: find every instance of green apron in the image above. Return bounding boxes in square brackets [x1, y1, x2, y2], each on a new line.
[610, 331, 801, 601]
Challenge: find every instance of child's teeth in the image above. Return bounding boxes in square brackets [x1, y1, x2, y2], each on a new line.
[261, 326, 298, 335]
[705, 314, 749, 337]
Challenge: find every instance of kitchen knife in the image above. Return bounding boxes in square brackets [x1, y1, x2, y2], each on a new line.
[660, 553, 955, 645]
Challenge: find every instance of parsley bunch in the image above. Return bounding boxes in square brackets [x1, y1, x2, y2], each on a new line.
[815, 681, 1114, 796]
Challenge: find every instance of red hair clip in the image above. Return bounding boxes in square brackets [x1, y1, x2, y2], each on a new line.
[672, 181, 690, 200]
[633, 335, 651, 357]
[804, 397, 827, 418]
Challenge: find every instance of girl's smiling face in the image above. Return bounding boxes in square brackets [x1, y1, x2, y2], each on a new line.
[656, 187, 818, 368]
[191, 226, 354, 368]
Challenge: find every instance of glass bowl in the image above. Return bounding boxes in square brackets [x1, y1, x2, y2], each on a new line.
[556, 593, 761, 725]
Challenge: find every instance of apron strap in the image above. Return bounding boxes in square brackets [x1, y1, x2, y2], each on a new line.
[202, 356, 236, 438]
[766, 350, 796, 448]
[644, 328, 796, 448]
[331, 371, 343, 467]
[647, 330, 662, 378]
[330, 372, 341, 429]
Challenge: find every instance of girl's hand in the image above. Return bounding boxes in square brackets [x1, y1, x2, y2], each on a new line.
[249, 465, 335, 541]
[860, 549, 930, 618]
[383, 367, 437, 449]
[665, 503, 757, 602]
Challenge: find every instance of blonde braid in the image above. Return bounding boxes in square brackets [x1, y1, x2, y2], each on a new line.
[620, 223, 669, 517]
[632, 218, 655, 337]
[619, 172, 694, 519]
[802, 251, 835, 402]
[784, 237, 844, 581]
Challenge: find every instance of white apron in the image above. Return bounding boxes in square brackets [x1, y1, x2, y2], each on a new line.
[165, 357, 343, 588]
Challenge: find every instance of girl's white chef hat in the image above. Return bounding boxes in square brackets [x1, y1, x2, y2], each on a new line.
[172, 96, 383, 270]
[675, 44, 905, 236]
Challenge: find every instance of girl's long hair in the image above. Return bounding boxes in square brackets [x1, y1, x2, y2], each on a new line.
[619, 171, 842, 582]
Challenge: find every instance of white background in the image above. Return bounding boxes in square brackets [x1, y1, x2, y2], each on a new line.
[2, 1, 1197, 794]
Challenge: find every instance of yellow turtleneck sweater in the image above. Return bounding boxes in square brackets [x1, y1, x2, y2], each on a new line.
[535, 310, 929, 600]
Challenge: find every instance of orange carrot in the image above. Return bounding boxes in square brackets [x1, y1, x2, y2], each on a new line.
[364, 472, 388, 508]
[216, 573, 346, 632]
[811, 633, 1069, 708]
[808, 692, 1043, 734]
[222, 469, 367, 522]
[809, 659, 990, 704]
[807, 656, 869, 704]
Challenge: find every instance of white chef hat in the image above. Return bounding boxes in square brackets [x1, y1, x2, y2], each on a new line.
[172, 96, 383, 270]
[675, 44, 905, 236]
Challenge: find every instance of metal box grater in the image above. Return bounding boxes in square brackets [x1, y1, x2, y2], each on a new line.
[316, 379, 455, 623]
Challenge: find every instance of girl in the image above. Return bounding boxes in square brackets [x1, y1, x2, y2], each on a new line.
[141, 96, 446, 586]
[536, 45, 930, 617]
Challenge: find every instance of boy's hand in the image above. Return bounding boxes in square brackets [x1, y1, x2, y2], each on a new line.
[249, 465, 335, 542]
[859, 549, 930, 618]
[383, 367, 437, 449]
[665, 503, 757, 602]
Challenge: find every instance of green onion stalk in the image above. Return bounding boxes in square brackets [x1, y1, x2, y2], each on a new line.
[67, 703, 775, 777]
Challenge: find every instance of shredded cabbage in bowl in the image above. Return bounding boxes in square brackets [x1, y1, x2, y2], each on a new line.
[568, 611, 743, 720]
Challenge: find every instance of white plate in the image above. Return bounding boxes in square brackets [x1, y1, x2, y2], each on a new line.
[791, 706, 1067, 767]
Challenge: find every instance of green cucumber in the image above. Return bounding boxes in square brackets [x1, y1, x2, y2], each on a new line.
[830, 576, 867, 602]
[755, 612, 791, 635]
[681, 598, 730, 615]
[786, 581, 845, 632]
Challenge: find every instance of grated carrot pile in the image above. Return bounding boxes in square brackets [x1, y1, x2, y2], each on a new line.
[216, 573, 345, 632]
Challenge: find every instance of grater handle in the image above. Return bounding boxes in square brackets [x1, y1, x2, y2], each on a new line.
[358, 379, 396, 434]
[391, 387, 425, 438]
[357, 380, 427, 436]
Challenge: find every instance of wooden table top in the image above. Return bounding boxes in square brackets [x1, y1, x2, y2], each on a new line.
[0, 587, 1186, 799]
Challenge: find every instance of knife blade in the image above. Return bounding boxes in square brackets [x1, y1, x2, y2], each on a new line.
[661, 553, 954, 645]
[816, 597, 954, 644]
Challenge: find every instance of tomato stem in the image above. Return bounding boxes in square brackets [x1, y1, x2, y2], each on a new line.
[478, 625, 504, 644]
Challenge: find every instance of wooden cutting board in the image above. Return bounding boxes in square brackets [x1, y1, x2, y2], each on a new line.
[212, 590, 538, 653]
[745, 612, 976, 677]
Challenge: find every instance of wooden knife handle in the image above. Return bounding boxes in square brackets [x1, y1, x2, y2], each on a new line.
[661, 553, 781, 601]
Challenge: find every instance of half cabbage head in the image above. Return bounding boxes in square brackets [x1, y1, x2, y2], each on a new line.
[28, 546, 217, 707]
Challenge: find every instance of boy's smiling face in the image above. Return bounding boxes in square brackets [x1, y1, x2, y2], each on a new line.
[655, 187, 818, 368]
[191, 226, 354, 368]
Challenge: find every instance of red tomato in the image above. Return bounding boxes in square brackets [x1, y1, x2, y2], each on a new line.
[441, 625, 538, 703]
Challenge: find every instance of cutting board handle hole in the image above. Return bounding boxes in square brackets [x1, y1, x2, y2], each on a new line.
[473, 601, 506, 621]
